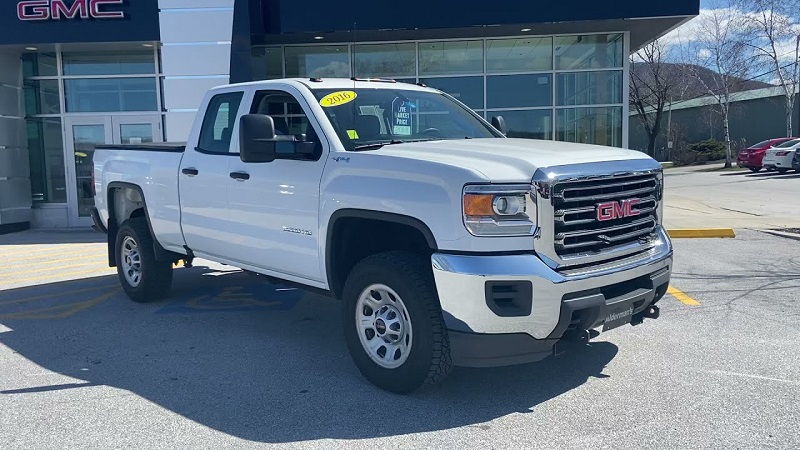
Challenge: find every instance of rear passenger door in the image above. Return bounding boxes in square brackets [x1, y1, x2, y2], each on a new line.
[179, 91, 244, 259]
[225, 88, 329, 284]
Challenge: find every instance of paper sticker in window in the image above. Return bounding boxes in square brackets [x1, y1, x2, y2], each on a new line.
[392, 98, 415, 136]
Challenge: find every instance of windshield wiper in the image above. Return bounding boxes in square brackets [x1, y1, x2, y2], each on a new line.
[351, 140, 406, 151]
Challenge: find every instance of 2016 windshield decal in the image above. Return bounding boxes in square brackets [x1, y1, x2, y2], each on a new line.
[17, 0, 124, 21]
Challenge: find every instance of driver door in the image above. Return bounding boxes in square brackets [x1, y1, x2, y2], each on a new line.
[225, 88, 330, 284]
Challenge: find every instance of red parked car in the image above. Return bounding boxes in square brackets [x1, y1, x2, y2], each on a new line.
[738, 138, 797, 172]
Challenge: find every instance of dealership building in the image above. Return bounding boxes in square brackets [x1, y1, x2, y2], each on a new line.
[0, 0, 699, 232]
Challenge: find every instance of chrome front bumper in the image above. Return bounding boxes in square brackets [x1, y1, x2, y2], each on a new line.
[431, 227, 672, 365]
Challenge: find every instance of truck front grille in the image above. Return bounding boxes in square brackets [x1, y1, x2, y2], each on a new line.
[551, 173, 660, 259]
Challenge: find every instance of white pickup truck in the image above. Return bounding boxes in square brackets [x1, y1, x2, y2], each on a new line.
[93, 78, 672, 393]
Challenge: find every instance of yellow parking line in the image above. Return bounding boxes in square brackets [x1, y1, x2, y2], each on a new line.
[0, 284, 117, 306]
[0, 289, 118, 320]
[667, 229, 736, 239]
[668, 286, 700, 306]
[0, 245, 105, 258]
[3, 261, 111, 277]
[0, 253, 108, 271]
[0, 252, 108, 265]
[1, 267, 116, 287]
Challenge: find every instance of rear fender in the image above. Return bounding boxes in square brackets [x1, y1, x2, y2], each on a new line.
[106, 182, 176, 266]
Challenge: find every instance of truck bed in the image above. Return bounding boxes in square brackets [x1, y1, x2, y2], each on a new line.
[93, 143, 187, 253]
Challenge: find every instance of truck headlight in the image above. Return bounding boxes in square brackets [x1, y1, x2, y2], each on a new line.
[463, 185, 537, 236]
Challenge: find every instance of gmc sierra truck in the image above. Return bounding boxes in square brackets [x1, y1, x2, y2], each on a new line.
[93, 78, 672, 393]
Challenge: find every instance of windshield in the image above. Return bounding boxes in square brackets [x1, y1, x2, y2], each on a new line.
[776, 139, 800, 148]
[311, 87, 501, 151]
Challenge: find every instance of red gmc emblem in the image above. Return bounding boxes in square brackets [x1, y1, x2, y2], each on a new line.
[17, 0, 124, 21]
[596, 199, 641, 222]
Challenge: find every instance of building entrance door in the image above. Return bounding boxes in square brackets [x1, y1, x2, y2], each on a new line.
[64, 115, 162, 227]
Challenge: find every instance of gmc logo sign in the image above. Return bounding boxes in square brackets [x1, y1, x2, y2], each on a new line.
[17, 0, 124, 21]
[596, 199, 641, 222]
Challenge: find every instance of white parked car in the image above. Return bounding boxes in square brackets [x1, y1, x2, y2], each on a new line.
[763, 138, 800, 173]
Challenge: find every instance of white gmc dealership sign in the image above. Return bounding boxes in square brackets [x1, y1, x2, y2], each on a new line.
[17, 0, 124, 21]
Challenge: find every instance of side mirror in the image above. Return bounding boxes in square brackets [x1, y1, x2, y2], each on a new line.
[491, 115, 508, 135]
[239, 114, 277, 163]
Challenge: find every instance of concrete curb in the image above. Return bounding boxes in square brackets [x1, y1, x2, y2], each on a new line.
[667, 229, 736, 239]
[757, 229, 800, 242]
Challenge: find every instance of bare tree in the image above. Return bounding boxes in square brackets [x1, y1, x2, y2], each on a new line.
[738, 0, 800, 137]
[629, 40, 684, 157]
[682, 3, 756, 167]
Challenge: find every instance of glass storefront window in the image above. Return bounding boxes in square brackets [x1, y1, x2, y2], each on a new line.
[251, 47, 283, 79]
[62, 51, 156, 76]
[64, 78, 158, 112]
[420, 76, 484, 110]
[487, 74, 552, 109]
[71, 125, 105, 216]
[489, 109, 552, 140]
[26, 118, 67, 203]
[353, 43, 416, 78]
[557, 106, 622, 147]
[285, 45, 350, 78]
[554, 34, 623, 70]
[419, 40, 483, 75]
[120, 124, 155, 145]
[23, 80, 61, 115]
[556, 70, 623, 106]
[22, 53, 58, 78]
[487, 37, 552, 73]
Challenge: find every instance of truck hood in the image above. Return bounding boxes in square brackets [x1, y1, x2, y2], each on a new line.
[374, 138, 653, 182]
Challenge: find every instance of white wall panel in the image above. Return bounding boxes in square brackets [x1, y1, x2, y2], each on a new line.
[163, 76, 228, 110]
[0, 85, 22, 117]
[159, 9, 234, 43]
[165, 111, 198, 143]
[31, 206, 69, 229]
[161, 44, 232, 77]
[0, 117, 25, 149]
[0, 51, 31, 226]
[0, 148, 29, 178]
[0, 54, 21, 86]
[159, 2, 234, 142]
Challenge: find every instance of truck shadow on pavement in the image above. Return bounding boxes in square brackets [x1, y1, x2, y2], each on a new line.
[0, 266, 618, 443]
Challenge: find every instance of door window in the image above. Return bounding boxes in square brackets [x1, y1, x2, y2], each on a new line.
[251, 91, 322, 160]
[198, 92, 244, 154]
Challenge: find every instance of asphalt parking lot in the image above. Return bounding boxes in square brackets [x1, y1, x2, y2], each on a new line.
[663, 165, 800, 229]
[1, 228, 798, 448]
[1, 166, 798, 448]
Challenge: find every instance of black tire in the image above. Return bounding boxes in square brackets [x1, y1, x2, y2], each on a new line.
[777, 168, 789, 174]
[342, 251, 452, 393]
[115, 217, 173, 303]
[748, 167, 760, 173]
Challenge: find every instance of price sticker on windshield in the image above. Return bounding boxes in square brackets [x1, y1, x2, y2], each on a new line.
[320, 91, 358, 108]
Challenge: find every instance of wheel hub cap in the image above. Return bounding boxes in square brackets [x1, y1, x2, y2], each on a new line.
[120, 236, 143, 288]
[356, 284, 412, 369]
